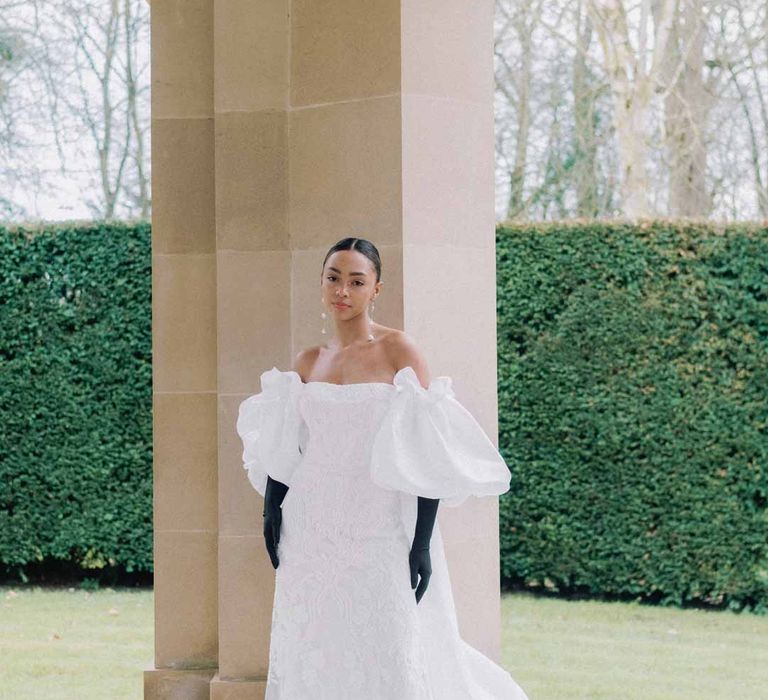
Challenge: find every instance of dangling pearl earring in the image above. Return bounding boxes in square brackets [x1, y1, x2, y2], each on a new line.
[320, 298, 328, 335]
[367, 300, 375, 342]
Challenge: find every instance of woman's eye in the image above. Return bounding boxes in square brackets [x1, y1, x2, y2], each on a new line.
[326, 275, 363, 286]
[326, 275, 363, 285]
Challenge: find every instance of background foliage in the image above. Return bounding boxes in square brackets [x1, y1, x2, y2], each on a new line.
[0, 221, 152, 578]
[497, 220, 768, 612]
[2, 220, 767, 613]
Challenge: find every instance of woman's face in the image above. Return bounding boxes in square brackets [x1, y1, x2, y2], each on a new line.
[321, 250, 379, 319]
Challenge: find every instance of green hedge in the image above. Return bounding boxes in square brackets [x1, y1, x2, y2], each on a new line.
[0, 221, 152, 576]
[2, 219, 767, 613]
[496, 220, 768, 613]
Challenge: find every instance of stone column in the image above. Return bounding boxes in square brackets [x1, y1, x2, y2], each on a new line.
[288, 0, 502, 660]
[144, 1, 219, 699]
[147, 2, 501, 698]
[211, 1, 294, 698]
[399, 2, 503, 659]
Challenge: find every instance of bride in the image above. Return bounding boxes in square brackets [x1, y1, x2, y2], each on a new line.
[236, 237, 531, 699]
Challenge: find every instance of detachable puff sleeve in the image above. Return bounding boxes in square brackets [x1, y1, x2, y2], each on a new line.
[235, 367, 307, 498]
[369, 366, 512, 507]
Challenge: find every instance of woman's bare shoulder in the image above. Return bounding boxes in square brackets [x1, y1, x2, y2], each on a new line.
[383, 329, 431, 387]
[292, 345, 321, 382]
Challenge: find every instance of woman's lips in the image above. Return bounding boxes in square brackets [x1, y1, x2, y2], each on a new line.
[333, 303, 349, 309]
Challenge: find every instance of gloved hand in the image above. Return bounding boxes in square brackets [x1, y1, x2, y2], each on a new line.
[410, 496, 440, 604]
[263, 475, 289, 569]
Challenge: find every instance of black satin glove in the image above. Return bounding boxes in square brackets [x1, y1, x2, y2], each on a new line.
[410, 496, 439, 604]
[263, 475, 289, 569]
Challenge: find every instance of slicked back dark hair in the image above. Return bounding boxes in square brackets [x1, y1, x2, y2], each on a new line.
[321, 237, 381, 283]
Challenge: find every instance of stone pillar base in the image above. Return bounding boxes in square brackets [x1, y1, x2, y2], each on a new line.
[210, 674, 268, 699]
[143, 666, 217, 700]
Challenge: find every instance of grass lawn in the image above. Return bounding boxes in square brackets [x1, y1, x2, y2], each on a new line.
[1, 585, 152, 700]
[1, 585, 766, 699]
[502, 591, 768, 700]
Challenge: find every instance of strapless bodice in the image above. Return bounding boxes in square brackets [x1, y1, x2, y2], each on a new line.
[297, 382, 395, 475]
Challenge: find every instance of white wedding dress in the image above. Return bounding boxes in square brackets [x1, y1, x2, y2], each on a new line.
[236, 365, 531, 700]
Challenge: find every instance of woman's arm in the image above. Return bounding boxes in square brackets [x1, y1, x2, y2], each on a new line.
[263, 475, 289, 569]
[409, 495, 440, 603]
[413, 495, 439, 550]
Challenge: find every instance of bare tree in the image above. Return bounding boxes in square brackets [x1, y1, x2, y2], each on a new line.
[655, 0, 722, 217]
[495, 0, 767, 221]
[5, 0, 768, 222]
[0, 1, 62, 220]
[496, 0, 618, 221]
[122, 0, 149, 219]
[495, 0, 542, 220]
[52, 0, 150, 219]
[0, 0, 149, 221]
[727, 1, 768, 216]
[572, 1, 601, 217]
[586, 0, 681, 218]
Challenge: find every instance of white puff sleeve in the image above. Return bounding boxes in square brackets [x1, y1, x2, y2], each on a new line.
[369, 366, 512, 507]
[235, 367, 307, 498]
